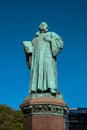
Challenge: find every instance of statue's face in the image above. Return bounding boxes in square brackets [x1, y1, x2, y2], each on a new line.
[39, 22, 48, 32]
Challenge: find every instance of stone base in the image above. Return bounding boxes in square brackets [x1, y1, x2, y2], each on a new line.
[20, 93, 68, 130]
[24, 115, 64, 130]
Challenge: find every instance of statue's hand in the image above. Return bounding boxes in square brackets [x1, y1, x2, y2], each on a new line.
[43, 35, 51, 42]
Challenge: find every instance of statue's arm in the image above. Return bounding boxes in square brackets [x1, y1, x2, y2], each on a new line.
[50, 32, 64, 56]
[51, 32, 64, 48]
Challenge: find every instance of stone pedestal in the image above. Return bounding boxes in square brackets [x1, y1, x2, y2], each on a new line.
[20, 93, 68, 130]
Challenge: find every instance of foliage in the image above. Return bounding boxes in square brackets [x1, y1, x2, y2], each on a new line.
[0, 104, 23, 130]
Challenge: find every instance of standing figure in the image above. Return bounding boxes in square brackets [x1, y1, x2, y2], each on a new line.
[22, 22, 63, 94]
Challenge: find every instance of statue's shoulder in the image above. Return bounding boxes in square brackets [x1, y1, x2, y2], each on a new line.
[46, 31, 59, 39]
[35, 31, 40, 37]
[50, 32, 60, 38]
[31, 32, 39, 44]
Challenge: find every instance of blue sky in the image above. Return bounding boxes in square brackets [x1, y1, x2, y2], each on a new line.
[0, 0, 87, 109]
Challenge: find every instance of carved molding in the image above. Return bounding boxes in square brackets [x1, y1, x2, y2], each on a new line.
[21, 104, 68, 116]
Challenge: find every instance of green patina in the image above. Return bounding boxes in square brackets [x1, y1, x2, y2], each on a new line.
[22, 22, 64, 95]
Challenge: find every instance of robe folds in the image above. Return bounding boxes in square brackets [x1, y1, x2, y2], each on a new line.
[23, 32, 63, 93]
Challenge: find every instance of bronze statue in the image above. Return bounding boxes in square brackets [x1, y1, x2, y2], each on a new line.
[22, 22, 63, 94]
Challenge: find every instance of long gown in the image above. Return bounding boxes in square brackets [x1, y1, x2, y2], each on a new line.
[29, 32, 63, 93]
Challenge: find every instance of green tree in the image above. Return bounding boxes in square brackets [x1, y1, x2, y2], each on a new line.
[0, 104, 23, 130]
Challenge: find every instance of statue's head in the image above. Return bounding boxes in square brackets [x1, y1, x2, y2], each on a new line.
[39, 22, 49, 32]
